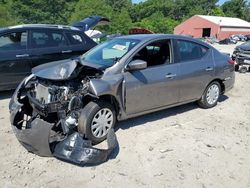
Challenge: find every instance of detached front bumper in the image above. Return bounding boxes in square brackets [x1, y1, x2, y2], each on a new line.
[10, 108, 53, 157]
[9, 80, 54, 157]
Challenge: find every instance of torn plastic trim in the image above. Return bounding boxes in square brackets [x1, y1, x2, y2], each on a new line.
[11, 109, 53, 157]
[9, 79, 25, 112]
[53, 129, 118, 166]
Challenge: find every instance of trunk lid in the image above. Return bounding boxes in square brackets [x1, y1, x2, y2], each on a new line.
[72, 16, 110, 32]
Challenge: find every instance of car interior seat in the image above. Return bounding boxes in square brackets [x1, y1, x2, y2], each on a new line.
[133, 47, 149, 62]
[190, 46, 202, 60]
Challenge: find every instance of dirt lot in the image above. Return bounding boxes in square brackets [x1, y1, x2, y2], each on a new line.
[0, 43, 250, 188]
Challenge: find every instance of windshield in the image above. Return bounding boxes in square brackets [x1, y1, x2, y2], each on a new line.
[81, 38, 140, 67]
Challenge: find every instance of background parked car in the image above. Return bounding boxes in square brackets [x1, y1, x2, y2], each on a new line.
[0, 16, 110, 91]
[219, 37, 237, 45]
[245, 35, 250, 41]
[232, 41, 250, 73]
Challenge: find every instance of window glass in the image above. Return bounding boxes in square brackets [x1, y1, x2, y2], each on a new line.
[82, 38, 139, 67]
[133, 40, 171, 67]
[0, 31, 27, 51]
[31, 30, 67, 48]
[52, 33, 67, 46]
[177, 40, 208, 62]
[66, 32, 85, 45]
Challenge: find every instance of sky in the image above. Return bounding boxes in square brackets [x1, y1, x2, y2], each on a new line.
[132, 0, 229, 5]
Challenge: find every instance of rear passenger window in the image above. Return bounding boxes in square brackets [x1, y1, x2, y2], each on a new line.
[177, 40, 208, 62]
[0, 31, 27, 51]
[31, 30, 67, 48]
[66, 32, 85, 45]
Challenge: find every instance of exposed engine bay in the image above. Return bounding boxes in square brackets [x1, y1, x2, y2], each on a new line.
[27, 77, 91, 134]
[25, 63, 103, 134]
[9, 60, 119, 166]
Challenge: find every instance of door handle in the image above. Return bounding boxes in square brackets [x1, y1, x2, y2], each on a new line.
[62, 50, 72, 54]
[205, 67, 214, 71]
[165, 74, 177, 79]
[16, 54, 29, 58]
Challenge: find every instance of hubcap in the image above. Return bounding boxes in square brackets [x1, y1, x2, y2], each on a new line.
[206, 84, 220, 105]
[91, 108, 113, 138]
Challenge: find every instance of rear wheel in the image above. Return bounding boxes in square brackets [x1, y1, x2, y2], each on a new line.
[235, 64, 239, 71]
[198, 81, 221, 109]
[78, 101, 116, 144]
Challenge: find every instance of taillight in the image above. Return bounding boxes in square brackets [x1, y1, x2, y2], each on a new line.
[228, 59, 235, 65]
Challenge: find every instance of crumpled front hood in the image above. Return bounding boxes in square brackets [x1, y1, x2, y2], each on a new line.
[32, 58, 106, 81]
[32, 59, 78, 80]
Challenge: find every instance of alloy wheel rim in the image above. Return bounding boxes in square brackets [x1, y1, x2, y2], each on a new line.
[91, 108, 113, 138]
[206, 84, 220, 105]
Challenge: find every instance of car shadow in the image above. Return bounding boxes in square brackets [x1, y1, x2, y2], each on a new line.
[115, 95, 229, 131]
[0, 90, 14, 100]
[115, 102, 198, 131]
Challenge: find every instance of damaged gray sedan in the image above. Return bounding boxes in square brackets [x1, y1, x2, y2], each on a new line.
[9, 34, 235, 164]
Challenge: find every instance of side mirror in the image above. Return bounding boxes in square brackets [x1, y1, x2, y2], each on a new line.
[126, 60, 147, 71]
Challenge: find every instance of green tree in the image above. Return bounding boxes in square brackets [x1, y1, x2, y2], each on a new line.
[0, 1, 16, 27]
[211, 7, 225, 16]
[222, 0, 250, 21]
[130, 0, 175, 22]
[0, 0, 228, 34]
[135, 12, 179, 34]
[70, 0, 113, 24]
[11, 0, 77, 24]
[130, 0, 219, 24]
[172, 0, 218, 20]
[105, 0, 132, 12]
[110, 8, 132, 34]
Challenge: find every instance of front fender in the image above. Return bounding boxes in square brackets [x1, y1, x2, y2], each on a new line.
[89, 75, 124, 97]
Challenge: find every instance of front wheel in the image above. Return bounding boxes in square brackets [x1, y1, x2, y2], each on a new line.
[198, 81, 221, 109]
[78, 101, 116, 144]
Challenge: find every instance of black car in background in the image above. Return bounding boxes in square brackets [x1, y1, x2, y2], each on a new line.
[219, 37, 237, 45]
[245, 35, 250, 41]
[232, 41, 250, 73]
[0, 16, 110, 91]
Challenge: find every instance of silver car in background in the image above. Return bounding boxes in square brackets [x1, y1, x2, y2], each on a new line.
[10, 34, 235, 155]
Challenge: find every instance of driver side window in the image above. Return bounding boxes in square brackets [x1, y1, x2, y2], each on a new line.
[133, 40, 171, 67]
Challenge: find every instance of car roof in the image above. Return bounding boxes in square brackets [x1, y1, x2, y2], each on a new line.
[117, 34, 201, 41]
[116, 34, 167, 41]
[0, 24, 81, 33]
[0, 27, 7, 32]
[117, 34, 212, 48]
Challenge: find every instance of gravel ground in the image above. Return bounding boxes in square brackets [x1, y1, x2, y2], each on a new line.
[0, 43, 250, 188]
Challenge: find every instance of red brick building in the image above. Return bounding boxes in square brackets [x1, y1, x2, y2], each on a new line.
[174, 15, 250, 40]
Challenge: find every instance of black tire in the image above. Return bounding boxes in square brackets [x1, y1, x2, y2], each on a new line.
[198, 81, 221, 109]
[248, 67, 250, 72]
[239, 66, 247, 73]
[235, 64, 239, 71]
[78, 101, 116, 144]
